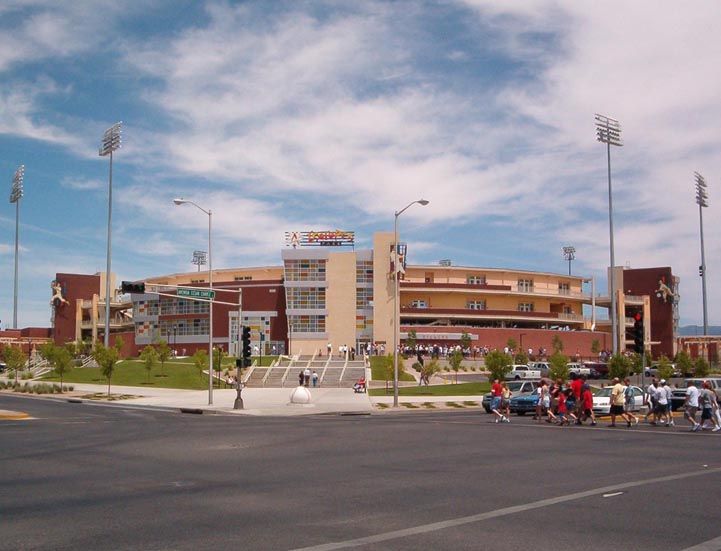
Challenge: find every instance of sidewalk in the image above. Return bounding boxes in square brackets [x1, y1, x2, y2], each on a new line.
[61, 383, 374, 416]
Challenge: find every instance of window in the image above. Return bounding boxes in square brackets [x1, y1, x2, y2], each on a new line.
[518, 279, 534, 292]
[289, 315, 326, 333]
[287, 287, 326, 309]
[559, 282, 570, 295]
[563, 306, 572, 314]
[518, 303, 534, 312]
[356, 287, 373, 309]
[159, 318, 209, 336]
[411, 299, 427, 309]
[159, 298, 209, 315]
[190, 279, 206, 284]
[467, 300, 486, 310]
[234, 276, 252, 281]
[284, 259, 326, 281]
[467, 275, 486, 285]
[356, 261, 373, 284]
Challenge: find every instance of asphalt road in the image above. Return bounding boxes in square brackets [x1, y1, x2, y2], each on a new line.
[1, 393, 720, 551]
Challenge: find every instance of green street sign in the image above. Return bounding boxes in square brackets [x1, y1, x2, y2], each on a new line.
[177, 288, 216, 300]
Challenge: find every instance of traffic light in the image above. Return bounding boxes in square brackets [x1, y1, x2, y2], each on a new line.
[241, 326, 252, 367]
[699, 265, 704, 277]
[633, 312, 644, 354]
[121, 281, 145, 294]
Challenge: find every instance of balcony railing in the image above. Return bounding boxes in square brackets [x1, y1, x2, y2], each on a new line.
[400, 281, 588, 299]
[400, 307, 586, 323]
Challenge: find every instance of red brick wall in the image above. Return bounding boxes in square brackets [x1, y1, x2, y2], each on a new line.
[402, 325, 610, 360]
[53, 273, 100, 346]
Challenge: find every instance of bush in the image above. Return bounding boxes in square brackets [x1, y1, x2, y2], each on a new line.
[657, 355, 674, 381]
[485, 350, 512, 381]
[411, 362, 422, 372]
[675, 350, 694, 376]
[548, 352, 569, 382]
[695, 357, 711, 378]
[608, 354, 631, 380]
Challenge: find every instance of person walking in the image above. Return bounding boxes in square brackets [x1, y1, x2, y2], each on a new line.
[303, 367, 311, 387]
[298, 369, 304, 386]
[623, 377, 639, 426]
[580, 383, 596, 426]
[684, 380, 701, 432]
[556, 388, 570, 426]
[490, 379, 507, 423]
[699, 381, 721, 431]
[609, 377, 633, 427]
[501, 382, 512, 422]
[312, 370, 319, 388]
[662, 379, 675, 427]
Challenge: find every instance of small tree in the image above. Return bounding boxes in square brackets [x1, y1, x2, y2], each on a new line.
[420, 358, 441, 385]
[506, 338, 517, 354]
[405, 330, 417, 352]
[64, 341, 78, 359]
[514, 351, 529, 365]
[551, 335, 564, 354]
[548, 351, 569, 382]
[156, 339, 171, 377]
[485, 350, 511, 382]
[460, 332, 472, 352]
[93, 342, 119, 397]
[591, 339, 601, 356]
[694, 356, 710, 378]
[629, 352, 643, 375]
[607, 353, 631, 380]
[675, 350, 694, 377]
[192, 349, 208, 382]
[657, 355, 674, 381]
[39, 343, 57, 364]
[449, 349, 463, 383]
[213, 347, 227, 372]
[52, 346, 73, 392]
[4, 346, 27, 383]
[140, 346, 158, 383]
[114, 336, 125, 358]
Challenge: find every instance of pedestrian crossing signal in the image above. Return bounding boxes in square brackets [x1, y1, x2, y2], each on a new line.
[241, 326, 252, 366]
[633, 313, 644, 354]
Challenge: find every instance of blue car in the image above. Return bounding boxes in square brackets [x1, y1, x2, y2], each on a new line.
[509, 393, 539, 415]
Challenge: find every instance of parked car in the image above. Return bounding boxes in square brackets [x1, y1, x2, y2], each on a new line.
[528, 362, 550, 377]
[482, 380, 539, 413]
[0, 361, 6, 373]
[567, 362, 591, 377]
[671, 378, 721, 411]
[509, 392, 540, 415]
[644, 364, 682, 378]
[584, 361, 608, 378]
[592, 385, 644, 416]
[505, 365, 541, 380]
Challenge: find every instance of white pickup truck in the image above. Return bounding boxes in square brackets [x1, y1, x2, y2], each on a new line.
[567, 362, 591, 377]
[505, 364, 542, 380]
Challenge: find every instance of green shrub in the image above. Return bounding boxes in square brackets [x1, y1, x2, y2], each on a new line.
[608, 354, 631, 380]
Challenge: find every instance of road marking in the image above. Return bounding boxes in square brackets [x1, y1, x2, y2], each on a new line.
[602, 491, 624, 498]
[681, 535, 721, 551]
[292, 466, 721, 551]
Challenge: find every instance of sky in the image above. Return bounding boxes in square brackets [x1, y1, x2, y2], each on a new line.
[0, 0, 719, 329]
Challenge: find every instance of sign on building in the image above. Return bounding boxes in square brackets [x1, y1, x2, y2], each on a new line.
[284, 230, 354, 248]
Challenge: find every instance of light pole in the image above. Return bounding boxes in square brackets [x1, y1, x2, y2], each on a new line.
[595, 114, 622, 354]
[562, 246, 575, 276]
[192, 250, 207, 272]
[10, 165, 24, 329]
[99, 122, 122, 347]
[694, 172, 709, 336]
[393, 199, 429, 407]
[174, 198, 214, 405]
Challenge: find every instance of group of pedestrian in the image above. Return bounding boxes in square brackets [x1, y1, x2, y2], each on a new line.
[682, 380, 721, 432]
[297, 368, 319, 388]
[532, 374, 597, 426]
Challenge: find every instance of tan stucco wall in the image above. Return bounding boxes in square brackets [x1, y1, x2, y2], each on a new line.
[403, 267, 584, 293]
[326, 251, 358, 352]
[290, 338, 326, 357]
[373, 232, 395, 346]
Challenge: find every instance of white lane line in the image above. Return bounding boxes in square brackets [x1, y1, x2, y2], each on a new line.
[292, 466, 721, 551]
[681, 535, 721, 551]
[602, 491, 624, 498]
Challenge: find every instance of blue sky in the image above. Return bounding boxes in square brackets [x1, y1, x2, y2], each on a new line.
[1, 0, 719, 328]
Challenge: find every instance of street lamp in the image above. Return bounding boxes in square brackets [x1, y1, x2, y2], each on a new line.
[562, 246, 576, 276]
[99, 121, 122, 347]
[192, 250, 207, 272]
[393, 198, 429, 407]
[595, 114, 622, 354]
[10, 164, 24, 329]
[694, 172, 709, 336]
[174, 198, 214, 405]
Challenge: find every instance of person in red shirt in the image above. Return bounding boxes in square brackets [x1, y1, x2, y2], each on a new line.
[490, 379, 507, 423]
[570, 373, 584, 424]
[556, 389, 569, 426]
[580, 384, 597, 426]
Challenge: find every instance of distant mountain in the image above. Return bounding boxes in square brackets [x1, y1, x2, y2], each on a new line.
[678, 325, 721, 336]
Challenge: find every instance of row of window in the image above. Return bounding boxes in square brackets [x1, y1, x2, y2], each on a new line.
[356, 287, 373, 309]
[284, 259, 327, 281]
[356, 261, 373, 284]
[463, 276, 572, 294]
[159, 298, 210, 315]
[408, 300, 569, 314]
[289, 315, 326, 333]
[154, 319, 210, 336]
[286, 287, 326, 309]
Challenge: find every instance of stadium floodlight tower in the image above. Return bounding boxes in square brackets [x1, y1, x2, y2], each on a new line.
[393, 198, 429, 408]
[694, 172, 709, 336]
[10, 165, 24, 328]
[595, 114, 622, 354]
[192, 250, 207, 272]
[562, 246, 576, 276]
[99, 121, 122, 347]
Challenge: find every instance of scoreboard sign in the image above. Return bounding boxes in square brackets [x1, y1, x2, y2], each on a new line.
[285, 230, 354, 248]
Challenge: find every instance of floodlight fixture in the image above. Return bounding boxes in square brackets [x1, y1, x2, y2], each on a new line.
[10, 164, 24, 203]
[694, 171, 710, 335]
[595, 114, 622, 147]
[562, 246, 576, 276]
[10, 164, 25, 328]
[99, 122, 122, 157]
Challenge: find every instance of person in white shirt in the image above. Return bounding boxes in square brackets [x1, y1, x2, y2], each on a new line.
[662, 380, 675, 427]
[684, 381, 700, 431]
[655, 380, 669, 425]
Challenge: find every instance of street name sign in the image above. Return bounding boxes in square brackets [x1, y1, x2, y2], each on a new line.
[177, 288, 215, 300]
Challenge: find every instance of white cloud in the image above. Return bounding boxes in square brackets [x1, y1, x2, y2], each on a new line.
[60, 177, 104, 191]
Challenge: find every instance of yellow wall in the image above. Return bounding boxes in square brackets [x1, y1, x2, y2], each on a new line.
[373, 232, 395, 346]
[326, 251, 358, 351]
[290, 338, 327, 357]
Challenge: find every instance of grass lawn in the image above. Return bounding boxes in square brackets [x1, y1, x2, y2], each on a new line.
[369, 356, 415, 382]
[42, 357, 241, 390]
[368, 382, 490, 397]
